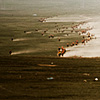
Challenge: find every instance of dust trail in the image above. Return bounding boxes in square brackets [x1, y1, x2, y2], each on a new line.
[26, 31, 33, 34]
[11, 50, 35, 55]
[13, 38, 32, 42]
[64, 16, 100, 57]
[46, 15, 92, 22]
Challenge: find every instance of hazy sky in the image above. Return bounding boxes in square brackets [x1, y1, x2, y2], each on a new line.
[0, 0, 100, 9]
[0, 0, 100, 15]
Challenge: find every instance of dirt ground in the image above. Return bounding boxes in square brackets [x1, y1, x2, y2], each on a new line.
[0, 56, 100, 100]
[0, 1, 100, 100]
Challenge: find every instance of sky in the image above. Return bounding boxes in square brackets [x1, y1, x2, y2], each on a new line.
[0, 0, 100, 15]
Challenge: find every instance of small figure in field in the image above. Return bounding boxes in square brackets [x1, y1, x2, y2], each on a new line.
[72, 42, 74, 46]
[61, 46, 66, 56]
[67, 43, 69, 47]
[24, 31, 26, 33]
[9, 50, 12, 55]
[76, 40, 78, 45]
[58, 47, 60, 51]
[11, 38, 13, 41]
[82, 39, 86, 45]
[57, 47, 66, 57]
[51, 35, 54, 38]
[41, 33, 44, 36]
[83, 36, 85, 39]
[71, 30, 73, 33]
[58, 38, 61, 41]
[57, 47, 61, 57]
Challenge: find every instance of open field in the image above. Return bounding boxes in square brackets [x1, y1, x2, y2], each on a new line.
[0, 56, 100, 100]
[0, 0, 99, 57]
[0, 14, 85, 57]
[0, 0, 100, 100]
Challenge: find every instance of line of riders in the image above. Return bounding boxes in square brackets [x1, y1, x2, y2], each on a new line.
[57, 32, 96, 57]
[9, 21, 94, 56]
[57, 40, 79, 57]
[9, 33, 94, 56]
[57, 46, 66, 57]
